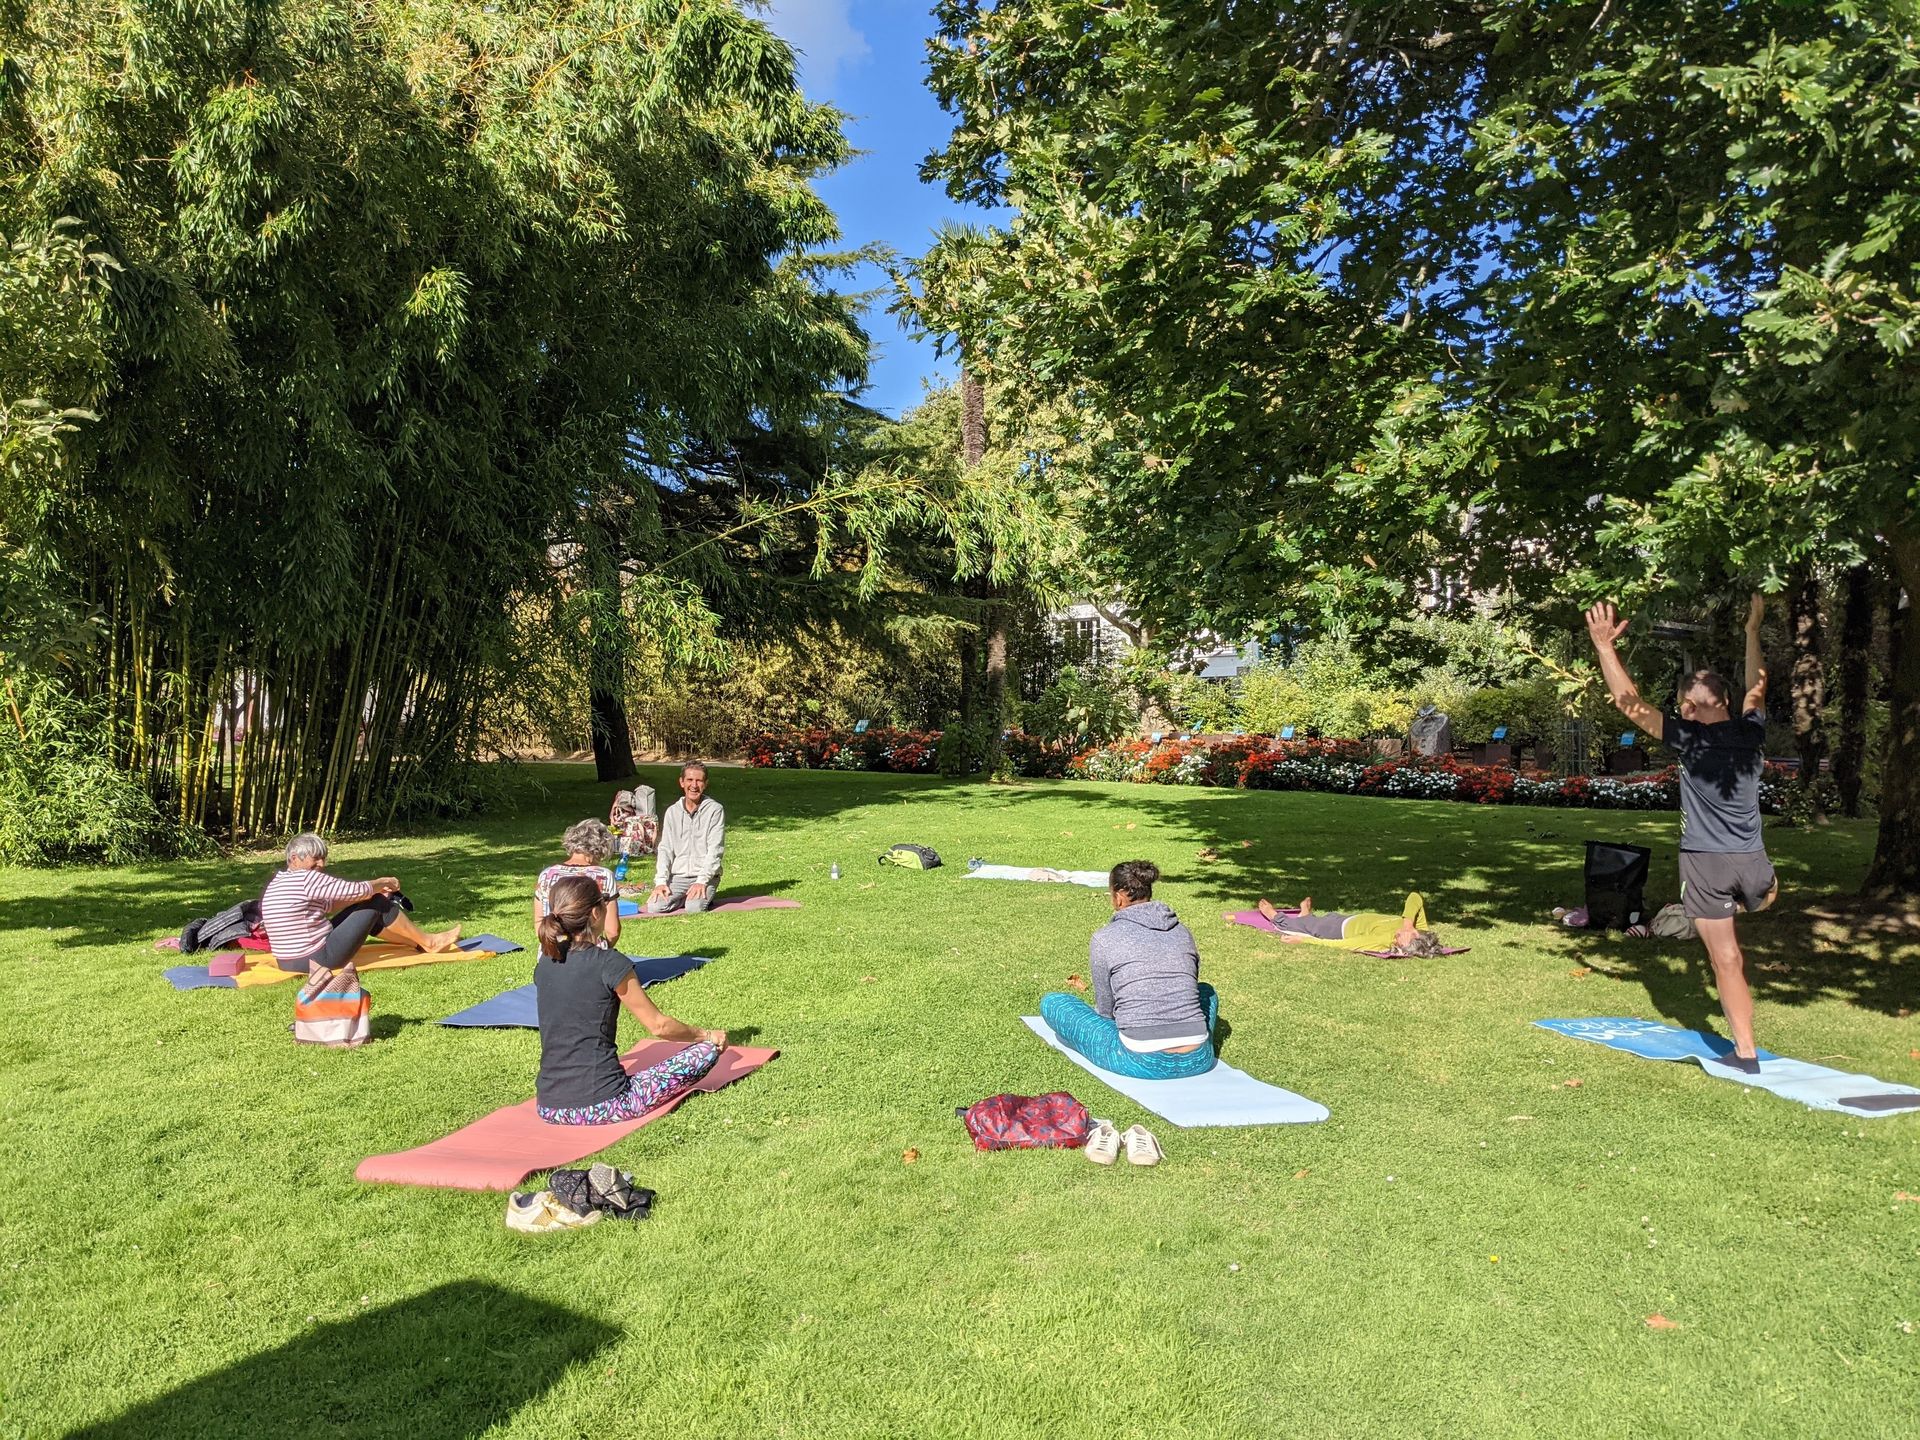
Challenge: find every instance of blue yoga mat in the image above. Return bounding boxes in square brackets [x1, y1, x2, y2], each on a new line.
[164, 964, 235, 991]
[1020, 1016, 1329, 1128]
[1536, 1017, 1920, 1118]
[440, 953, 710, 1028]
[163, 934, 523, 991]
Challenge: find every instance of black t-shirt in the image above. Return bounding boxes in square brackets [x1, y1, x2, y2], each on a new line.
[534, 943, 636, 1109]
[1663, 710, 1767, 853]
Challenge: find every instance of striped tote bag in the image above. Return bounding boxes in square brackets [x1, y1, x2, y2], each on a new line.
[292, 964, 372, 1048]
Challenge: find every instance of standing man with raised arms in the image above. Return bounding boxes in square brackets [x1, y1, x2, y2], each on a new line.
[1586, 593, 1775, 1068]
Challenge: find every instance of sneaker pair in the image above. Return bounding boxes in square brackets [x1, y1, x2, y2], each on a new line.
[1084, 1119, 1162, 1167]
[505, 1190, 603, 1234]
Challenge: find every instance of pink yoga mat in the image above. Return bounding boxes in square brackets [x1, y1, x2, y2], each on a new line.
[354, 1041, 778, 1191]
[624, 895, 799, 919]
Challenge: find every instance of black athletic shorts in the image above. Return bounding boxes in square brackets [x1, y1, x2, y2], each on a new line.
[1678, 850, 1777, 921]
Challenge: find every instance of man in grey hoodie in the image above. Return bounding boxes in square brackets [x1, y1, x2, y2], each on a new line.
[1039, 860, 1218, 1079]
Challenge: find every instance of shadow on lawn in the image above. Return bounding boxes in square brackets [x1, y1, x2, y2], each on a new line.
[64, 1280, 616, 1440]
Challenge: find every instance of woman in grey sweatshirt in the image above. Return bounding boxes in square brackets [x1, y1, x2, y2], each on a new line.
[1038, 860, 1218, 1079]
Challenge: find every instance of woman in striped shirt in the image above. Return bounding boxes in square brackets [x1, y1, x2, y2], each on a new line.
[261, 833, 460, 972]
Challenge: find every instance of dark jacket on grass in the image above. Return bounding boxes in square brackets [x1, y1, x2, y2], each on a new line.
[180, 899, 262, 954]
[1089, 901, 1208, 1044]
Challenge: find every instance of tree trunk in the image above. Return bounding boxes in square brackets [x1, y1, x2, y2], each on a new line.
[589, 682, 636, 781]
[1833, 561, 1874, 819]
[960, 366, 986, 469]
[984, 614, 1009, 770]
[1863, 530, 1920, 897]
[1788, 564, 1827, 822]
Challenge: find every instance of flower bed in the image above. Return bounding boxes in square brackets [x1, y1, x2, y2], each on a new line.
[743, 728, 1797, 815]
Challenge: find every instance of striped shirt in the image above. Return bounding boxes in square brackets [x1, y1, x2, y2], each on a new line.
[261, 868, 372, 960]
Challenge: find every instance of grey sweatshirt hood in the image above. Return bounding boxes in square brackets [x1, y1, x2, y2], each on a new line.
[1109, 900, 1180, 933]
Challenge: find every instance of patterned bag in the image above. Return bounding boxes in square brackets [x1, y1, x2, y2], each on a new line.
[959, 1092, 1091, 1151]
[292, 964, 371, 1048]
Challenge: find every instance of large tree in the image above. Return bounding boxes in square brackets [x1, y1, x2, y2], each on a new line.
[918, 0, 1920, 892]
[0, 0, 874, 830]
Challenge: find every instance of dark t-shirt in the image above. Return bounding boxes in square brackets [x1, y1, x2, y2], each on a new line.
[534, 943, 636, 1109]
[1663, 710, 1767, 853]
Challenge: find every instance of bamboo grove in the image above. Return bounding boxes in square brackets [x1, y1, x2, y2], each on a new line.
[0, 0, 919, 840]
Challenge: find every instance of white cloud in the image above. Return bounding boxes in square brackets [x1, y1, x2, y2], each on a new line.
[755, 0, 872, 93]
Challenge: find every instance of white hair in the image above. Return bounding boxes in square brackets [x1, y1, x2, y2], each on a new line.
[286, 832, 329, 864]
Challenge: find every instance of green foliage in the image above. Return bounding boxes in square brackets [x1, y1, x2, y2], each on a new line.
[0, 680, 210, 865]
[935, 720, 990, 777]
[1021, 665, 1135, 746]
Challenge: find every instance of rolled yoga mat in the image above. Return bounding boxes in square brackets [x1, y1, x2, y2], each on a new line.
[1536, 1017, 1920, 1118]
[440, 954, 710, 1028]
[1020, 1016, 1329, 1128]
[617, 895, 801, 919]
[163, 934, 522, 990]
[355, 1041, 779, 1190]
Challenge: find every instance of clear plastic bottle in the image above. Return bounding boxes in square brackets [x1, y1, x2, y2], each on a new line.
[830, 862, 841, 880]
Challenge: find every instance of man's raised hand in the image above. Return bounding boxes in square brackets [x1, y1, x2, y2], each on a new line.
[1585, 601, 1629, 650]
[1747, 591, 1766, 632]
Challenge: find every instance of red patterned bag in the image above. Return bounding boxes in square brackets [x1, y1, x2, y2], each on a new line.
[960, 1092, 1091, 1151]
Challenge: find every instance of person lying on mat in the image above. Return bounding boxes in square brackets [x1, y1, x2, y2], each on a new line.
[1253, 892, 1446, 957]
[532, 819, 621, 947]
[1586, 593, 1775, 1070]
[261, 833, 461, 973]
[536, 874, 727, 1125]
[1038, 860, 1217, 1081]
[647, 760, 725, 914]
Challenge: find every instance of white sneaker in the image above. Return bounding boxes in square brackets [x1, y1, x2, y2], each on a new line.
[1121, 1124, 1163, 1167]
[505, 1190, 602, 1234]
[1084, 1119, 1122, 1165]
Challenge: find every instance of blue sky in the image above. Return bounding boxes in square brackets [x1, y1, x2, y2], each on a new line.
[758, 1, 987, 417]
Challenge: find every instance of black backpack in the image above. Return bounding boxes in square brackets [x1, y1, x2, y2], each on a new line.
[1583, 841, 1650, 930]
[879, 843, 943, 870]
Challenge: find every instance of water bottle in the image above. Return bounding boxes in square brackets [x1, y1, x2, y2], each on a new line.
[613, 855, 628, 882]
[830, 862, 841, 881]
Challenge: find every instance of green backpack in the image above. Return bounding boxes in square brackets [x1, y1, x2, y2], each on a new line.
[879, 843, 943, 870]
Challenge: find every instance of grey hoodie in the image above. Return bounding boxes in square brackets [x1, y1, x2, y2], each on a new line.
[1090, 900, 1207, 1043]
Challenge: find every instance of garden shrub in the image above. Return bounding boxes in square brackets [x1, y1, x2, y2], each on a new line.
[0, 681, 212, 865]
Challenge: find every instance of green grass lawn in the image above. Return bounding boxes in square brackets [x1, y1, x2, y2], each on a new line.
[3, 765, 1917, 1438]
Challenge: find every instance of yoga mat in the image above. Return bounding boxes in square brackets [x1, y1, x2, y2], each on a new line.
[964, 865, 1110, 888]
[164, 935, 522, 991]
[1536, 1018, 1920, 1118]
[617, 895, 800, 918]
[163, 965, 235, 991]
[355, 1041, 779, 1190]
[1225, 910, 1463, 955]
[1020, 1016, 1328, 1128]
[440, 954, 709, 1028]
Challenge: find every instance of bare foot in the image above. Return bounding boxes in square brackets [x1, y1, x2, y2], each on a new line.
[1298, 897, 1313, 916]
[1256, 898, 1279, 921]
[425, 926, 462, 953]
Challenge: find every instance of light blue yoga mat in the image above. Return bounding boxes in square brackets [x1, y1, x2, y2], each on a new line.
[441, 954, 709, 1028]
[967, 865, 1110, 888]
[1020, 1016, 1329, 1128]
[1536, 1017, 1920, 1118]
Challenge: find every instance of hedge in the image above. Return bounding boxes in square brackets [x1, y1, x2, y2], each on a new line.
[742, 728, 1801, 815]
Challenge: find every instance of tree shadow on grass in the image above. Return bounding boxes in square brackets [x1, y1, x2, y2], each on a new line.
[1581, 894, 1920, 1034]
[64, 1280, 617, 1440]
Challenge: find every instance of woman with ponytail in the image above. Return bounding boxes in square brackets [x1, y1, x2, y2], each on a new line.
[533, 874, 726, 1125]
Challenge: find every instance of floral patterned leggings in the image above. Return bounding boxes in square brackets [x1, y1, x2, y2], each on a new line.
[537, 1041, 721, 1126]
